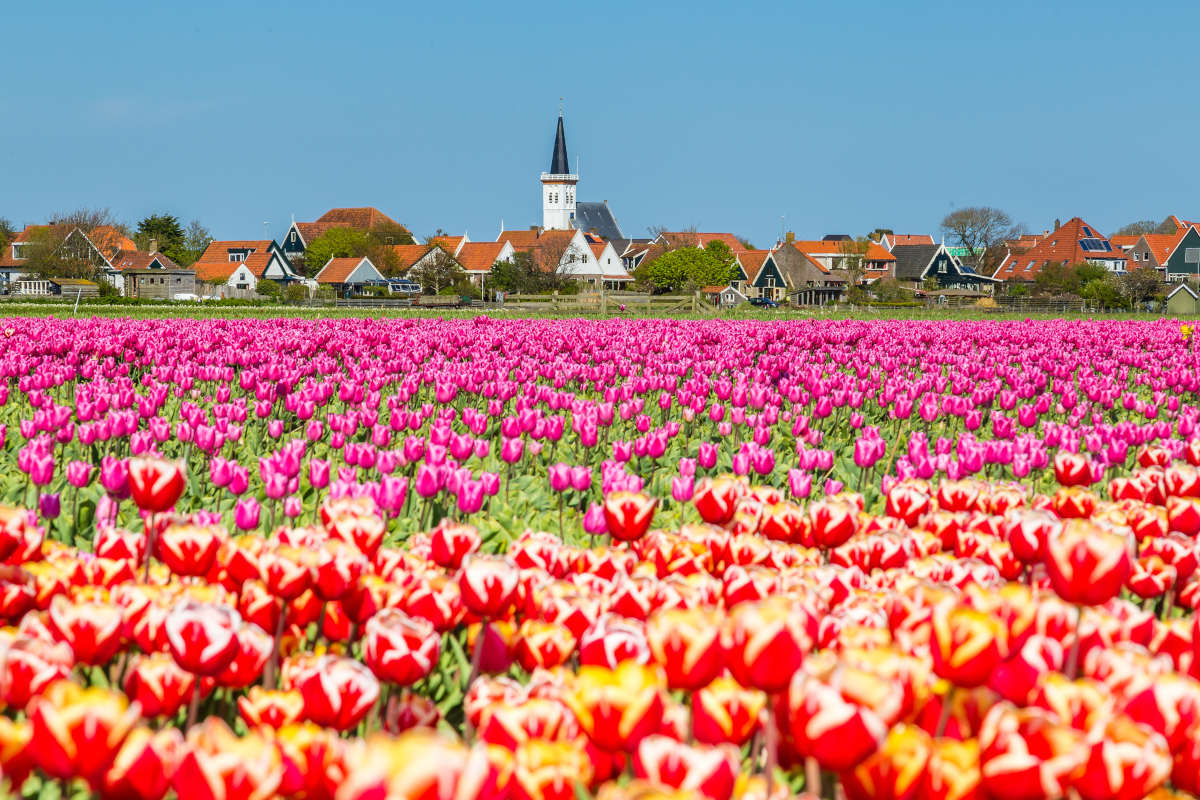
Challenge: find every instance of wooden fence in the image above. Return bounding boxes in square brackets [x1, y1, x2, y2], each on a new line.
[499, 291, 716, 315]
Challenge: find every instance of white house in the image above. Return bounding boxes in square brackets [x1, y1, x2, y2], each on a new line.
[315, 256, 385, 294]
[192, 239, 306, 295]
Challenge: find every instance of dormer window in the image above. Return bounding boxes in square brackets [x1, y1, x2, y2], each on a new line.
[228, 252, 246, 262]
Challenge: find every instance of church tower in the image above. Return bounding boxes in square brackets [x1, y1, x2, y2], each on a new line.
[541, 112, 578, 231]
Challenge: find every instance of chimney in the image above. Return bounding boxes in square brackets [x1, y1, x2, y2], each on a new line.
[148, 238, 158, 255]
[785, 231, 795, 244]
[529, 225, 539, 232]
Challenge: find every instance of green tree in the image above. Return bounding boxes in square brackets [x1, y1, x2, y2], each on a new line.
[135, 214, 187, 261]
[489, 252, 575, 295]
[283, 283, 309, 303]
[940, 206, 1021, 274]
[256, 279, 282, 300]
[1034, 262, 1080, 295]
[304, 228, 371, 276]
[410, 249, 466, 295]
[871, 278, 910, 303]
[178, 220, 212, 266]
[635, 247, 735, 293]
[1113, 220, 1157, 237]
[1122, 267, 1163, 306]
[1074, 262, 1109, 285]
[0, 218, 14, 252]
[1081, 276, 1129, 310]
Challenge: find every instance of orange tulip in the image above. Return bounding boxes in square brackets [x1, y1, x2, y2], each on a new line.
[566, 661, 666, 751]
[28, 681, 141, 783]
[171, 718, 282, 800]
[238, 687, 305, 728]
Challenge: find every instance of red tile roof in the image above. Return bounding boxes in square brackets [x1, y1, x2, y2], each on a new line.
[316, 257, 368, 284]
[497, 230, 542, 249]
[992, 217, 1126, 281]
[887, 234, 935, 246]
[738, 250, 771, 282]
[194, 240, 273, 264]
[456, 242, 505, 272]
[390, 244, 433, 270]
[110, 250, 186, 272]
[87, 226, 137, 260]
[659, 232, 746, 252]
[429, 235, 465, 255]
[316, 208, 398, 229]
[192, 260, 246, 283]
[1109, 235, 1140, 249]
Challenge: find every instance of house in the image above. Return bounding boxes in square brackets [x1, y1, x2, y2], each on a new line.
[430, 234, 469, 257]
[281, 207, 411, 263]
[0, 224, 136, 292]
[738, 251, 786, 302]
[110, 250, 197, 299]
[786, 236, 894, 281]
[192, 239, 302, 295]
[580, 240, 634, 290]
[574, 202, 624, 241]
[878, 232, 931, 248]
[456, 241, 516, 288]
[314, 256, 386, 296]
[771, 244, 850, 305]
[1161, 226, 1200, 282]
[1167, 283, 1199, 316]
[502, 227, 626, 287]
[619, 231, 746, 276]
[1123, 220, 1200, 280]
[892, 243, 996, 291]
[49, 278, 101, 298]
[992, 218, 1126, 282]
[718, 286, 747, 307]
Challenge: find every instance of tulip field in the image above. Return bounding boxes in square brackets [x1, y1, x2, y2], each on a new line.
[4, 314, 1200, 800]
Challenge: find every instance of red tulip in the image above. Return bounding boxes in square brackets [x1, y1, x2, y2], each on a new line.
[28, 680, 141, 783]
[633, 735, 739, 800]
[578, 613, 651, 669]
[385, 689, 441, 734]
[1073, 714, 1171, 800]
[477, 698, 579, 750]
[362, 608, 441, 686]
[128, 457, 186, 513]
[603, 491, 657, 542]
[0, 634, 73, 708]
[645, 607, 724, 691]
[156, 523, 222, 578]
[930, 601, 1006, 688]
[294, 654, 380, 730]
[511, 739, 592, 800]
[102, 726, 183, 800]
[722, 597, 810, 694]
[1053, 451, 1092, 487]
[164, 601, 242, 676]
[47, 592, 124, 665]
[809, 498, 860, 549]
[786, 669, 891, 772]
[1044, 521, 1132, 606]
[171, 718, 282, 800]
[214, 622, 273, 688]
[923, 738, 981, 800]
[237, 687, 305, 728]
[691, 676, 765, 746]
[514, 619, 577, 672]
[692, 476, 746, 525]
[458, 554, 520, 618]
[313, 538, 368, 601]
[123, 652, 196, 718]
[430, 520, 482, 568]
[841, 724, 931, 800]
[977, 703, 1087, 800]
[565, 662, 666, 751]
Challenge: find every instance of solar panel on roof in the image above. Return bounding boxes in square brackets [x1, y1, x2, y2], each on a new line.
[1082, 226, 1093, 237]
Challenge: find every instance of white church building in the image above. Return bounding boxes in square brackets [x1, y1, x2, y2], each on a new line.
[539, 113, 624, 241]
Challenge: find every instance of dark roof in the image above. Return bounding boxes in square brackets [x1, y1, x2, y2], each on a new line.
[549, 115, 570, 174]
[891, 244, 939, 280]
[572, 202, 624, 240]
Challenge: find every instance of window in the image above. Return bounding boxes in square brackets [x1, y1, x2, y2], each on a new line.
[228, 252, 246, 262]
[938, 262, 947, 274]
[1186, 248, 1200, 264]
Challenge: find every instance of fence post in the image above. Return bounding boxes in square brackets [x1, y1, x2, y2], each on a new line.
[692, 291, 699, 313]
[552, 291, 559, 312]
[600, 287, 607, 316]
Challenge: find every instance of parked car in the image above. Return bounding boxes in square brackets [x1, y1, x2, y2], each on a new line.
[388, 279, 422, 295]
[749, 297, 779, 308]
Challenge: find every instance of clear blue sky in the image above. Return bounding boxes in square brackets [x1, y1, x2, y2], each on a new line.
[4, 0, 1197, 247]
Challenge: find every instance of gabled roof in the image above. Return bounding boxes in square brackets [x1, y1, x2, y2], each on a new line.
[243, 253, 277, 279]
[390, 244, 433, 271]
[315, 207, 398, 228]
[86, 226, 137, 260]
[1109, 235, 1140, 250]
[891, 244, 940, 281]
[527, 229, 580, 272]
[315, 256, 382, 285]
[737, 250, 771, 283]
[429, 235, 466, 256]
[195, 240, 273, 264]
[883, 234, 935, 247]
[1168, 283, 1198, 300]
[110, 250, 186, 272]
[457, 242, 506, 273]
[193, 260, 251, 283]
[1140, 231, 1190, 265]
[572, 202, 624, 240]
[656, 232, 745, 252]
[992, 217, 1126, 280]
[497, 229, 542, 249]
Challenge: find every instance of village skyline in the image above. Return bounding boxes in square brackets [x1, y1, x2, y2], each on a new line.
[5, 0, 1199, 249]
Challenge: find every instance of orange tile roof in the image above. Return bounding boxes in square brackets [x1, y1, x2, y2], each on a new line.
[316, 257, 367, 284]
[110, 250, 185, 272]
[87, 226, 137, 260]
[243, 253, 275, 279]
[660, 232, 745, 252]
[316, 207, 398, 229]
[738, 250, 770, 282]
[456, 242, 505, 272]
[497, 230, 542, 249]
[195, 240, 273, 264]
[429, 235, 464, 255]
[192, 260, 245, 283]
[887, 234, 935, 246]
[1109, 235, 1140, 249]
[390, 244, 432, 270]
[993, 217, 1126, 281]
[865, 242, 896, 262]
